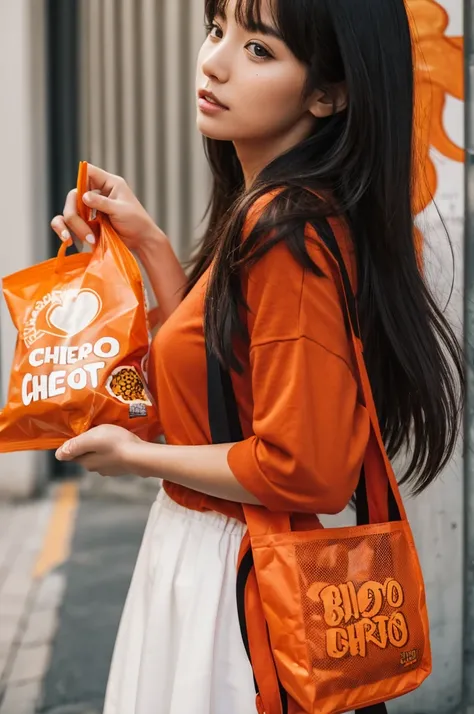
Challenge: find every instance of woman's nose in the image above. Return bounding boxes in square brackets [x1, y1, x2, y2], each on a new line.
[200, 44, 231, 85]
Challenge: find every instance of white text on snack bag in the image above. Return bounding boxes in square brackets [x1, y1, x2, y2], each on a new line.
[22, 337, 119, 406]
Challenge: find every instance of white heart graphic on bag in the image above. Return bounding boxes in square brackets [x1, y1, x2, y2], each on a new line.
[46, 289, 102, 337]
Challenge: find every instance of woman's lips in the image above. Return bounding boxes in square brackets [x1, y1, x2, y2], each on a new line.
[198, 96, 229, 113]
[197, 89, 229, 112]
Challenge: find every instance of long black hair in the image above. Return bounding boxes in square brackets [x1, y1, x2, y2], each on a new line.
[186, 0, 464, 495]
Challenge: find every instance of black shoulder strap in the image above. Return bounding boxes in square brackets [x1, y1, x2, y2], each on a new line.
[206, 344, 243, 444]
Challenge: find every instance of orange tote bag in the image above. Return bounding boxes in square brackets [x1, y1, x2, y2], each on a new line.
[0, 161, 160, 452]
[206, 219, 431, 714]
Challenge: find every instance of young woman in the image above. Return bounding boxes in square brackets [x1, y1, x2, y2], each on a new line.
[52, 0, 464, 712]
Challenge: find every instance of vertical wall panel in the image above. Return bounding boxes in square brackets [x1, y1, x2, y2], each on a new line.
[140, 0, 161, 224]
[87, 0, 104, 168]
[78, 1, 91, 164]
[102, 0, 120, 175]
[162, 0, 186, 253]
[120, 0, 140, 193]
[79, 0, 209, 258]
[189, 0, 211, 244]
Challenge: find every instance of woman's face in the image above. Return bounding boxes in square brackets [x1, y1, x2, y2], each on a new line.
[196, 0, 316, 145]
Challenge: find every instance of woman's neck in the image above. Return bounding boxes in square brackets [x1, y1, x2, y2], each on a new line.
[234, 116, 317, 189]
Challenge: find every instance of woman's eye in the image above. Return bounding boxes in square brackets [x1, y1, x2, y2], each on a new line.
[246, 42, 272, 59]
[205, 22, 223, 39]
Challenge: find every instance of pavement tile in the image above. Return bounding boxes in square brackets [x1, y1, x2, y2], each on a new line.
[22, 611, 58, 647]
[1, 571, 33, 598]
[0, 540, 14, 568]
[0, 679, 42, 714]
[32, 574, 66, 613]
[0, 652, 8, 681]
[8, 644, 51, 685]
[0, 611, 23, 648]
[0, 490, 64, 711]
[0, 589, 30, 619]
[10, 553, 39, 577]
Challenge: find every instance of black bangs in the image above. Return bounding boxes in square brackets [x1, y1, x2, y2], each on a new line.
[204, 0, 279, 36]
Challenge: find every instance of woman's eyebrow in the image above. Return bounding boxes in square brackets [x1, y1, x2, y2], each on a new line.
[216, 9, 283, 41]
[255, 23, 283, 41]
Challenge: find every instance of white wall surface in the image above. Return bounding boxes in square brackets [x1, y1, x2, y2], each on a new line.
[0, 0, 49, 496]
[394, 1, 464, 710]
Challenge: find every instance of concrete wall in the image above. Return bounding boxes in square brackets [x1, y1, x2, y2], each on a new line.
[0, 0, 50, 497]
[401, 2, 465, 710]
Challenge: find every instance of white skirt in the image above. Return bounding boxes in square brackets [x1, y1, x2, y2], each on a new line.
[103, 488, 257, 714]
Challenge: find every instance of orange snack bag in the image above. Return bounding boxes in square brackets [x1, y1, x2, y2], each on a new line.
[0, 161, 160, 452]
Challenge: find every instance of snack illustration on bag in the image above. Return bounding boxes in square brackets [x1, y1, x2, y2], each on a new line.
[0, 161, 161, 453]
[106, 366, 151, 405]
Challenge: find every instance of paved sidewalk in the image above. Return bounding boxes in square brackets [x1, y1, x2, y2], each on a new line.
[79, 472, 159, 503]
[0, 475, 153, 714]
[0, 491, 67, 714]
[41, 493, 150, 713]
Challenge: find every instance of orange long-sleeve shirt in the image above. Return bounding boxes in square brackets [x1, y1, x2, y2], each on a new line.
[148, 192, 370, 523]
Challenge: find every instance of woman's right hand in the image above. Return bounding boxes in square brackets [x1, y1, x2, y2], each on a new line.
[50, 163, 165, 253]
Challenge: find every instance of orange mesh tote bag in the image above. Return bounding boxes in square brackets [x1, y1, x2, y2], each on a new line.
[0, 161, 159, 452]
[206, 219, 431, 714]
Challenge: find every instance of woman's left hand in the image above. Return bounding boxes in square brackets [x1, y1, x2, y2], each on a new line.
[55, 425, 142, 476]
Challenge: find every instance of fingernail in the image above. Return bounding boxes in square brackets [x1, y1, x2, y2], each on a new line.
[83, 192, 91, 203]
[61, 229, 71, 241]
[56, 443, 71, 459]
[85, 234, 96, 245]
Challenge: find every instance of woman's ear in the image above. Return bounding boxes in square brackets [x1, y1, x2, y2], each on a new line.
[308, 83, 347, 118]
